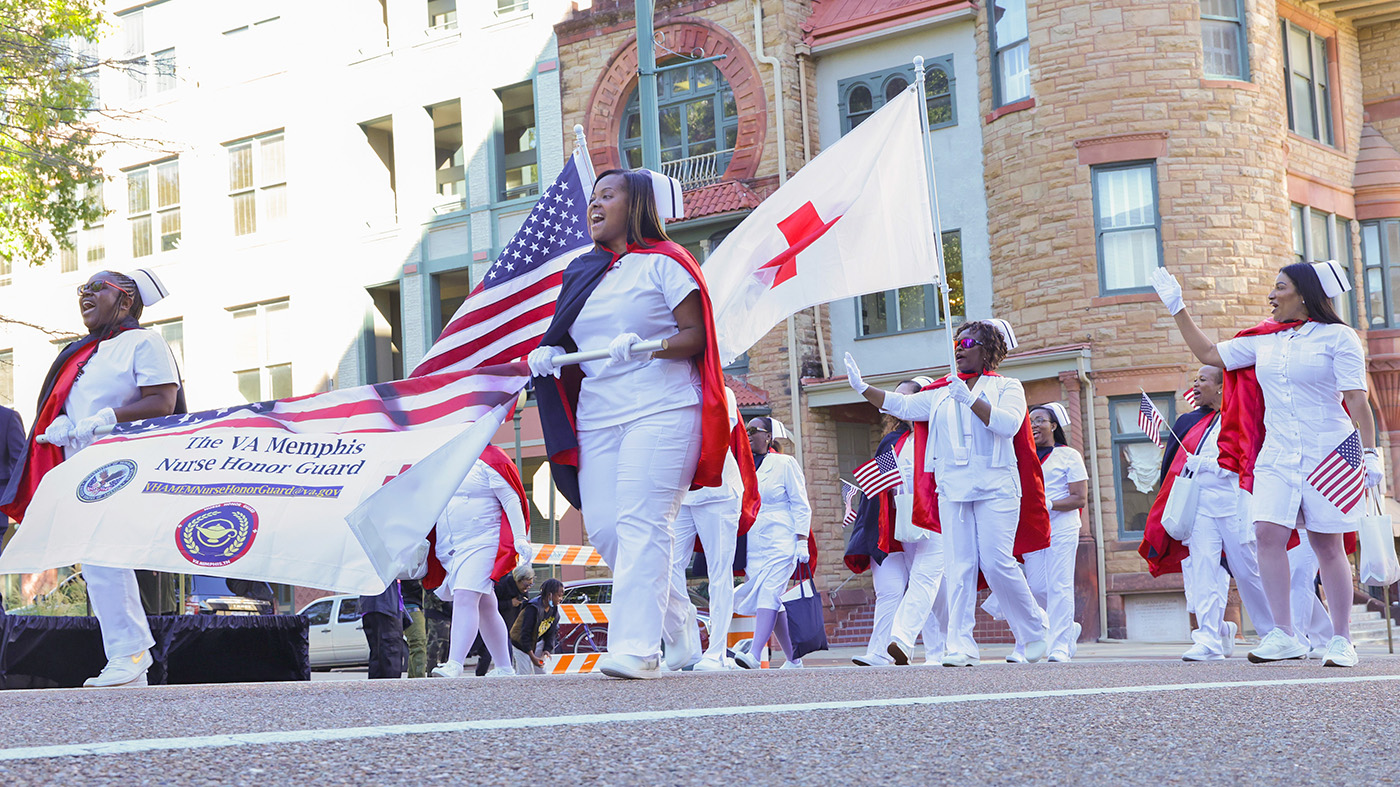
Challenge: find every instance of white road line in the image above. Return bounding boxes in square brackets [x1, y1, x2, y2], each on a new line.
[3, 673, 1398, 762]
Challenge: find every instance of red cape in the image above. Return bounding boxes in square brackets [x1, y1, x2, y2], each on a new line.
[423, 445, 531, 592]
[732, 418, 761, 537]
[909, 375, 1051, 559]
[1139, 412, 1218, 577]
[875, 432, 913, 557]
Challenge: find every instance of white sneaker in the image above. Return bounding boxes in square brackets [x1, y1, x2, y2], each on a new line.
[1047, 653, 1071, 663]
[886, 639, 912, 666]
[84, 650, 152, 688]
[731, 649, 760, 670]
[1006, 650, 1028, 664]
[852, 653, 889, 667]
[663, 608, 703, 671]
[1321, 635, 1358, 668]
[1222, 622, 1238, 659]
[1306, 645, 1327, 660]
[692, 656, 728, 672]
[598, 653, 662, 680]
[484, 666, 516, 677]
[430, 660, 463, 678]
[779, 658, 803, 669]
[1024, 639, 1048, 664]
[941, 652, 978, 667]
[1247, 628, 1308, 663]
[1181, 643, 1223, 662]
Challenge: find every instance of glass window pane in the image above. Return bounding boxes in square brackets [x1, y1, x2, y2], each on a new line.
[154, 48, 176, 93]
[943, 230, 965, 319]
[659, 105, 682, 150]
[885, 76, 909, 103]
[724, 125, 738, 151]
[860, 292, 889, 335]
[85, 228, 104, 265]
[265, 301, 291, 361]
[694, 63, 714, 90]
[1291, 205, 1306, 261]
[1289, 27, 1312, 79]
[998, 40, 1030, 103]
[624, 112, 640, 140]
[60, 235, 78, 273]
[1101, 228, 1159, 290]
[848, 85, 872, 115]
[231, 192, 256, 236]
[262, 183, 287, 224]
[159, 208, 181, 251]
[1200, 0, 1238, 18]
[897, 286, 928, 331]
[122, 9, 144, 57]
[722, 88, 736, 121]
[304, 601, 330, 625]
[1367, 267, 1385, 327]
[261, 135, 286, 184]
[232, 308, 258, 368]
[127, 170, 149, 214]
[1202, 19, 1241, 79]
[269, 364, 293, 399]
[687, 97, 716, 144]
[236, 369, 261, 403]
[228, 144, 253, 190]
[1291, 74, 1315, 139]
[160, 321, 184, 369]
[1390, 261, 1400, 327]
[1309, 210, 1331, 261]
[156, 162, 179, 208]
[130, 216, 152, 258]
[1096, 166, 1155, 229]
[992, 0, 1027, 44]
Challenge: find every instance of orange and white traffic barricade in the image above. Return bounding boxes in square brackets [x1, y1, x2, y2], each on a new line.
[531, 544, 606, 567]
[548, 653, 602, 675]
[558, 602, 609, 625]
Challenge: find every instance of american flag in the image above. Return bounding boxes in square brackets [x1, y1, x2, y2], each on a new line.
[100, 364, 530, 444]
[853, 447, 900, 498]
[841, 479, 860, 526]
[1307, 430, 1366, 514]
[411, 147, 596, 377]
[1182, 387, 1199, 408]
[1137, 393, 1166, 447]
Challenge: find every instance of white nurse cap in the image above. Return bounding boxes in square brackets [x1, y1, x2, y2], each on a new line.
[640, 169, 684, 220]
[129, 268, 169, 306]
[1039, 402, 1071, 430]
[985, 318, 1018, 350]
[912, 375, 936, 389]
[768, 418, 792, 442]
[1310, 259, 1351, 299]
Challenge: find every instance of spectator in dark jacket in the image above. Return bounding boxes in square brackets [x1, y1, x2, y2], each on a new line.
[359, 582, 408, 679]
[510, 579, 564, 675]
[473, 564, 534, 676]
[0, 405, 22, 497]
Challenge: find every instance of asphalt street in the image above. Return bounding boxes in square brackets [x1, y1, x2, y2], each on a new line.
[4, 649, 1400, 786]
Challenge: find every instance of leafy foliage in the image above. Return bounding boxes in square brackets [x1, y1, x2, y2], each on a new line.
[0, 0, 106, 268]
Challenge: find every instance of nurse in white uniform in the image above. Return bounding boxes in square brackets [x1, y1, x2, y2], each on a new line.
[1025, 403, 1087, 662]
[42, 270, 180, 688]
[1152, 261, 1381, 668]
[732, 417, 812, 669]
[429, 458, 531, 679]
[846, 320, 1050, 667]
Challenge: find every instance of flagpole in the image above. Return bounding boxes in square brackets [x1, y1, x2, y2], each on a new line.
[573, 124, 596, 187]
[913, 57, 954, 371]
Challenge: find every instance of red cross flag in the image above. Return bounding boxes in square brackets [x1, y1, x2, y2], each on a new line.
[703, 87, 939, 364]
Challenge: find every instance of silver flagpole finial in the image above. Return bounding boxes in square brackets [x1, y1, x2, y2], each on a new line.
[573, 124, 587, 153]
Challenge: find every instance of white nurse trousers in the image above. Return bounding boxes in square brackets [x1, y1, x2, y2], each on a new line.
[1184, 513, 1274, 656]
[663, 494, 741, 663]
[942, 496, 1046, 659]
[883, 534, 948, 657]
[577, 405, 700, 662]
[84, 564, 155, 659]
[1022, 528, 1079, 659]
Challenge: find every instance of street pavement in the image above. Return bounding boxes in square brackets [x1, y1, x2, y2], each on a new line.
[4, 644, 1399, 786]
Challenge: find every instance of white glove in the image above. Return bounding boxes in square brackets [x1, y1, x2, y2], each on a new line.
[844, 352, 868, 394]
[514, 538, 536, 564]
[1151, 268, 1184, 316]
[43, 415, 75, 448]
[795, 533, 809, 563]
[397, 540, 430, 581]
[606, 332, 645, 365]
[71, 407, 116, 452]
[947, 376, 975, 407]
[1364, 452, 1384, 489]
[527, 345, 565, 378]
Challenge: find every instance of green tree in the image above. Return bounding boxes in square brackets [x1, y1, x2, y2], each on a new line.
[1, 0, 105, 269]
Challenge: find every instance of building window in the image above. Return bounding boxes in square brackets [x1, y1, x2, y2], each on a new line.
[427, 0, 456, 31]
[366, 283, 404, 384]
[120, 8, 176, 100]
[1362, 219, 1400, 328]
[496, 0, 529, 15]
[498, 83, 538, 200]
[1281, 22, 1333, 146]
[620, 61, 737, 189]
[1294, 204, 1358, 326]
[230, 300, 291, 403]
[1111, 392, 1175, 538]
[838, 57, 957, 135]
[226, 132, 287, 237]
[858, 230, 963, 337]
[0, 349, 13, 405]
[127, 159, 180, 257]
[429, 101, 465, 206]
[144, 318, 185, 370]
[989, 0, 1030, 107]
[61, 184, 106, 271]
[1093, 161, 1161, 293]
[1201, 0, 1249, 80]
[433, 268, 473, 339]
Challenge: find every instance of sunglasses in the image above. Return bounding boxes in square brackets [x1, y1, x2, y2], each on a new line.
[955, 336, 982, 349]
[76, 280, 132, 298]
[1029, 417, 1054, 426]
[746, 427, 770, 435]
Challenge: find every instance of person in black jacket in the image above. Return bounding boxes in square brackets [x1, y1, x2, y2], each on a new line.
[510, 578, 563, 674]
[472, 564, 535, 676]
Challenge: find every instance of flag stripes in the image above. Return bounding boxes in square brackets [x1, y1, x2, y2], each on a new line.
[1137, 393, 1166, 448]
[1307, 430, 1366, 514]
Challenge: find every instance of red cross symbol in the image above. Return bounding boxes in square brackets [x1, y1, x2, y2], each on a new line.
[755, 201, 842, 289]
[382, 464, 412, 486]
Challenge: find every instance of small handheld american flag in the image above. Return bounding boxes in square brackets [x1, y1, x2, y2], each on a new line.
[841, 479, 860, 526]
[1182, 387, 1199, 408]
[853, 447, 900, 498]
[1307, 430, 1366, 514]
[1137, 392, 1166, 448]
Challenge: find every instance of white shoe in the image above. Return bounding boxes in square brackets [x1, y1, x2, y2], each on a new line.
[1247, 628, 1307, 663]
[886, 639, 912, 666]
[1181, 643, 1223, 662]
[731, 649, 760, 670]
[1047, 653, 1071, 663]
[598, 653, 662, 680]
[692, 656, 728, 672]
[779, 658, 803, 669]
[1024, 639, 1048, 664]
[1321, 635, 1358, 668]
[941, 652, 978, 667]
[1306, 645, 1327, 660]
[429, 660, 464, 678]
[84, 650, 152, 688]
[663, 608, 703, 671]
[484, 666, 516, 677]
[1222, 622, 1238, 658]
[1006, 651, 1028, 664]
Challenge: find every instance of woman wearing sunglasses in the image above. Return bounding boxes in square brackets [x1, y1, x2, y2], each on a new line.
[844, 319, 1051, 666]
[732, 416, 812, 669]
[2, 269, 182, 688]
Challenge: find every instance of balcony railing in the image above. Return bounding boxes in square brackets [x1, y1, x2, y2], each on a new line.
[662, 149, 732, 191]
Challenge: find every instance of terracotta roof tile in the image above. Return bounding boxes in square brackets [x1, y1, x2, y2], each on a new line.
[680, 181, 762, 221]
[725, 374, 770, 408]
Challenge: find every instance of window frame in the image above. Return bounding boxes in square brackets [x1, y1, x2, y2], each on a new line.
[988, 0, 1030, 108]
[118, 7, 177, 100]
[143, 317, 185, 371]
[228, 299, 292, 403]
[619, 60, 739, 175]
[1109, 392, 1175, 540]
[126, 158, 181, 259]
[225, 131, 287, 237]
[1092, 160, 1163, 296]
[1363, 219, 1400, 329]
[1200, 0, 1250, 81]
[1293, 204, 1359, 327]
[836, 56, 958, 136]
[1280, 20, 1334, 147]
[855, 229, 964, 339]
[0, 348, 13, 406]
[496, 81, 540, 202]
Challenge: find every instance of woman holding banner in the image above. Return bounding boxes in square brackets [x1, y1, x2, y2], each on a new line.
[1150, 261, 1378, 668]
[1, 269, 181, 688]
[527, 169, 730, 680]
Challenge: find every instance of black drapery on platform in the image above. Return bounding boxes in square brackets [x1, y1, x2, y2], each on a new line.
[0, 614, 309, 689]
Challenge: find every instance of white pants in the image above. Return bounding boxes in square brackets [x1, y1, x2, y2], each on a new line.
[663, 494, 741, 662]
[942, 496, 1046, 659]
[578, 405, 701, 661]
[885, 535, 948, 656]
[1288, 538, 1333, 648]
[1184, 513, 1274, 655]
[84, 564, 155, 659]
[1022, 528, 1079, 659]
[733, 525, 798, 615]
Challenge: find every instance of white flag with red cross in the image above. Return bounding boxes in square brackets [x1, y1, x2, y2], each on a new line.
[702, 87, 939, 365]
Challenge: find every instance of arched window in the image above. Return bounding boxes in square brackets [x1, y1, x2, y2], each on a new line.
[838, 56, 957, 134]
[620, 61, 738, 186]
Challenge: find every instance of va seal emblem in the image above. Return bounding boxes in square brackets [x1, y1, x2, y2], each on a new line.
[174, 502, 258, 568]
[76, 460, 138, 503]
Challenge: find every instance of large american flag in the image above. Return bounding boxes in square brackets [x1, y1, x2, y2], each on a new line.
[1137, 392, 1166, 447]
[1308, 429, 1366, 514]
[411, 147, 596, 377]
[853, 447, 900, 498]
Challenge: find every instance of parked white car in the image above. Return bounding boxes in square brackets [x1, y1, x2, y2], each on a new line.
[298, 594, 372, 670]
